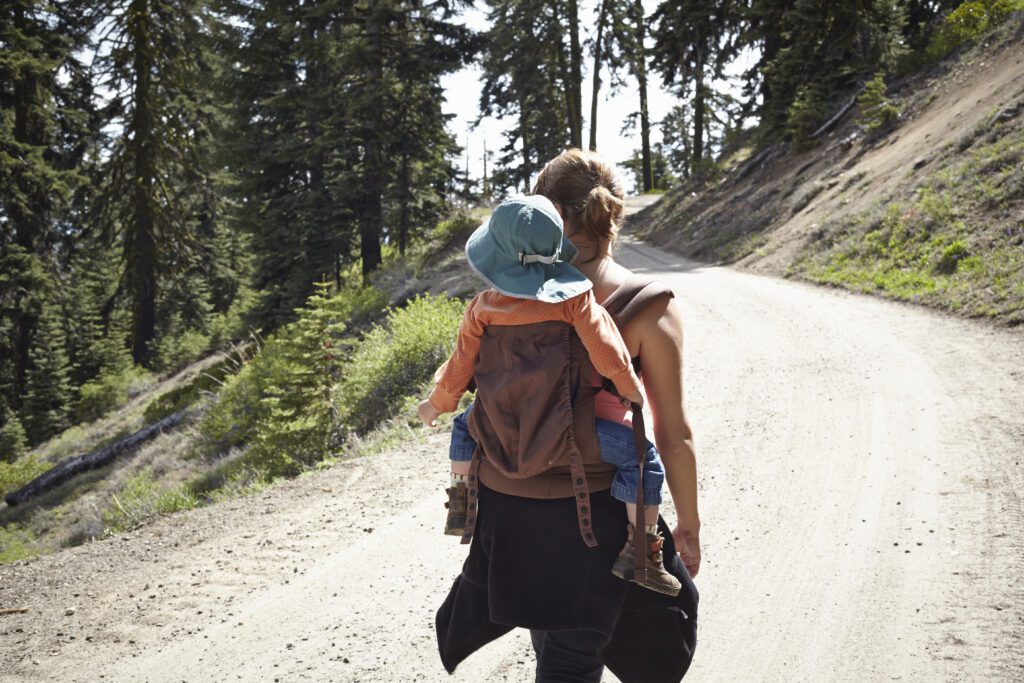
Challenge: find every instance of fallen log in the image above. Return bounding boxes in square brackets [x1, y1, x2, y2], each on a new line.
[4, 411, 186, 507]
[811, 86, 866, 139]
[732, 144, 783, 183]
[0, 608, 30, 615]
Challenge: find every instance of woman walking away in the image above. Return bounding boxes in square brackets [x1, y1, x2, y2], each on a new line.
[436, 149, 700, 683]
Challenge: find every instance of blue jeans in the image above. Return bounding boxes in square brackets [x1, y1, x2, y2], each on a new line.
[450, 403, 664, 506]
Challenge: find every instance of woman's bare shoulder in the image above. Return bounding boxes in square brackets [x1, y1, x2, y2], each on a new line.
[634, 289, 682, 347]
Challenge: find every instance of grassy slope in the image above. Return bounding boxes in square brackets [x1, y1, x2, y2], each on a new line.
[0, 220, 481, 564]
[633, 22, 1024, 325]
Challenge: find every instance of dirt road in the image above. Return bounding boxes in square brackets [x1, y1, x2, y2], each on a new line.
[3, 223, 1023, 681]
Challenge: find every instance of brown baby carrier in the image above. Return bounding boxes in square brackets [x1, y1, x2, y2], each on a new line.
[462, 277, 674, 584]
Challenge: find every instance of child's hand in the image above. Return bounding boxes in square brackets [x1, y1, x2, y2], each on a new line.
[418, 400, 441, 428]
[623, 390, 644, 409]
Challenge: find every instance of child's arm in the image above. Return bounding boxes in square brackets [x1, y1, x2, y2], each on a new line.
[570, 291, 645, 406]
[419, 294, 485, 427]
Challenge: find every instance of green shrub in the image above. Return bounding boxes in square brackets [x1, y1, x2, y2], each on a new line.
[187, 457, 270, 503]
[0, 455, 52, 497]
[923, 0, 1024, 63]
[73, 364, 147, 424]
[857, 72, 902, 134]
[936, 240, 971, 273]
[196, 281, 389, 478]
[143, 348, 252, 423]
[338, 284, 389, 332]
[194, 355, 266, 456]
[786, 83, 832, 149]
[335, 294, 465, 434]
[207, 288, 258, 349]
[0, 524, 37, 564]
[150, 326, 212, 375]
[0, 409, 28, 463]
[916, 187, 958, 231]
[103, 469, 198, 533]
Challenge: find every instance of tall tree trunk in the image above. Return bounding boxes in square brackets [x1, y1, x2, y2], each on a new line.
[397, 153, 411, 255]
[692, 40, 706, 176]
[519, 91, 532, 191]
[589, 0, 609, 151]
[307, 16, 328, 267]
[759, 0, 792, 123]
[360, 9, 384, 278]
[568, 0, 583, 149]
[554, 21, 579, 151]
[633, 0, 653, 192]
[128, 0, 157, 365]
[482, 138, 490, 201]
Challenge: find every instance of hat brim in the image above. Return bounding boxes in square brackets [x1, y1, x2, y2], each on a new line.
[465, 219, 592, 303]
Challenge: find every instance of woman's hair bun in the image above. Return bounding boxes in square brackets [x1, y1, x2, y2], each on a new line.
[532, 149, 626, 249]
[582, 184, 624, 243]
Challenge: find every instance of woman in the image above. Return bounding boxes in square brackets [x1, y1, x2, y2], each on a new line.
[436, 149, 701, 682]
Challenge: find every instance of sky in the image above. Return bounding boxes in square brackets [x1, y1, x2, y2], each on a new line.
[440, 0, 680, 193]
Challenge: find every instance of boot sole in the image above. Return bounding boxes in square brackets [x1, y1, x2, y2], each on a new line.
[612, 558, 682, 597]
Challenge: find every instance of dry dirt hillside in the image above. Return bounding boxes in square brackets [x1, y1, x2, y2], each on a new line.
[635, 20, 1024, 325]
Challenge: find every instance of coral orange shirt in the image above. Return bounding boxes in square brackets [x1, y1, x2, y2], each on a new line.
[429, 289, 642, 414]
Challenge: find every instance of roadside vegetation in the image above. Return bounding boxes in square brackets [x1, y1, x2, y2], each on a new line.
[0, 214, 477, 564]
[792, 127, 1024, 322]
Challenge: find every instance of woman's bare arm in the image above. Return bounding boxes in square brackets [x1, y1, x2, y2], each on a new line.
[635, 296, 701, 577]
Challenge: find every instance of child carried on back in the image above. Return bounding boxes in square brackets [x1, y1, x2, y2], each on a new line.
[418, 194, 680, 596]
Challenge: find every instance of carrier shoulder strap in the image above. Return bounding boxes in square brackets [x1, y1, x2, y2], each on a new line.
[601, 277, 676, 331]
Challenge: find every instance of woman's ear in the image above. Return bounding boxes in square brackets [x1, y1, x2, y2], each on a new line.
[552, 202, 567, 220]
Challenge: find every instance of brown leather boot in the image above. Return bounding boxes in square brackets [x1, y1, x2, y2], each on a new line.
[611, 524, 682, 596]
[444, 483, 467, 536]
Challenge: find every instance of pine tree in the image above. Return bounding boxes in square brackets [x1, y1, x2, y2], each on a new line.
[92, 0, 210, 365]
[562, 0, 584, 149]
[0, 405, 28, 463]
[0, 1, 89, 407]
[21, 300, 73, 444]
[246, 280, 350, 475]
[622, 143, 677, 192]
[904, 0, 961, 51]
[589, 0, 611, 151]
[221, 0, 473, 326]
[480, 0, 572, 192]
[651, 0, 743, 176]
[382, 2, 474, 254]
[218, 0, 332, 327]
[64, 229, 129, 387]
[753, 0, 907, 140]
[587, 0, 634, 152]
[629, 0, 654, 191]
[659, 103, 694, 181]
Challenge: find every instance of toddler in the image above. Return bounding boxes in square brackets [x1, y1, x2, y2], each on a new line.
[417, 194, 680, 597]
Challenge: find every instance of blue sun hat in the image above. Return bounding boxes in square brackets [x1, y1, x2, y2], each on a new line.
[465, 195, 591, 303]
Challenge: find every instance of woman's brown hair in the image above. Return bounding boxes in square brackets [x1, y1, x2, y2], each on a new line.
[532, 149, 625, 250]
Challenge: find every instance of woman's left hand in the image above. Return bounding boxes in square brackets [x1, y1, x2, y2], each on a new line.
[672, 524, 701, 578]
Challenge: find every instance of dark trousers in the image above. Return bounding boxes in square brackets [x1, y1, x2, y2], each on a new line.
[530, 628, 609, 683]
